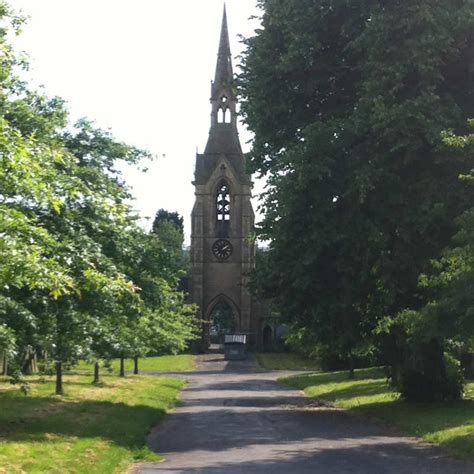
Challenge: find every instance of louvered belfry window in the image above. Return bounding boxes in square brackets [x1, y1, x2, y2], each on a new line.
[217, 182, 230, 221]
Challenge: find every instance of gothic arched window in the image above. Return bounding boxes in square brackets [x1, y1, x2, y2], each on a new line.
[216, 182, 231, 221]
[217, 108, 225, 123]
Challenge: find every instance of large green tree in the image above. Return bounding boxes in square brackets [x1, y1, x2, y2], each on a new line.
[0, 2, 197, 392]
[239, 0, 474, 375]
[377, 124, 474, 400]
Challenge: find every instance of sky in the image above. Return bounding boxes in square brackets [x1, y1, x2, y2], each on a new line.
[8, 0, 263, 243]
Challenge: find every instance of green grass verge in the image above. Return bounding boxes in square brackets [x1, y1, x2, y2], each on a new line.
[0, 373, 184, 473]
[282, 368, 474, 460]
[73, 354, 195, 374]
[254, 352, 320, 370]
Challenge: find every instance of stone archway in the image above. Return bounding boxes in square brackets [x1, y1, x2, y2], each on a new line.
[209, 301, 236, 344]
[205, 295, 240, 346]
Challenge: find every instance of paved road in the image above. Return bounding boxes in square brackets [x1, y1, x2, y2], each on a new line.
[138, 355, 473, 474]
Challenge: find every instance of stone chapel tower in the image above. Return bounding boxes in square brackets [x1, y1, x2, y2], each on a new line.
[190, 6, 258, 345]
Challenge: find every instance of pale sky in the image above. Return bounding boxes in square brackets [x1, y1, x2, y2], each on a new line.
[8, 0, 263, 243]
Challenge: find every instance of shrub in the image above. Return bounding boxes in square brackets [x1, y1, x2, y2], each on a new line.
[400, 343, 465, 402]
[444, 354, 466, 399]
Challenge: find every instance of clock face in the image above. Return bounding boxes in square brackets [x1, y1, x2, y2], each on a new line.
[212, 239, 233, 261]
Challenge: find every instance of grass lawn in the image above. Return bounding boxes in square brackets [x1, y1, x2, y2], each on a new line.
[254, 352, 320, 371]
[282, 367, 474, 460]
[0, 372, 185, 473]
[73, 354, 195, 375]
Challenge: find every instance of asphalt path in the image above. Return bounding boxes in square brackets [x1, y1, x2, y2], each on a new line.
[138, 355, 474, 474]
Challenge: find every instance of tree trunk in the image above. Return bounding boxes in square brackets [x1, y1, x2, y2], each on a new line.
[22, 348, 38, 375]
[55, 361, 63, 395]
[120, 354, 125, 377]
[348, 352, 355, 380]
[31, 351, 38, 373]
[134, 356, 139, 375]
[1, 352, 7, 376]
[460, 351, 474, 378]
[93, 362, 100, 384]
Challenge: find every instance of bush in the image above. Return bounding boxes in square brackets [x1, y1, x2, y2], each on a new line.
[318, 348, 349, 371]
[314, 344, 380, 372]
[400, 346, 465, 402]
[285, 327, 379, 371]
[444, 354, 466, 399]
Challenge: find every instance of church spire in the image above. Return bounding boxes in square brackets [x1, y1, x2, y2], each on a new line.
[195, 5, 248, 186]
[214, 4, 233, 88]
[207, 4, 238, 134]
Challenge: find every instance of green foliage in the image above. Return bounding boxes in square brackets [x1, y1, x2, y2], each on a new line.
[150, 209, 189, 285]
[152, 209, 184, 235]
[239, 0, 474, 380]
[376, 124, 474, 401]
[416, 127, 474, 345]
[284, 326, 378, 371]
[0, 324, 16, 358]
[398, 344, 465, 402]
[0, 3, 198, 391]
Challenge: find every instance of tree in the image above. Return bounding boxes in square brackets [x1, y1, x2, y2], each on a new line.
[152, 209, 184, 235]
[0, 2, 198, 392]
[151, 209, 188, 283]
[239, 0, 474, 376]
[377, 124, 474, 400]
[108, 228, 197, 375]
[420, 124, 474, 349]
[0, 325, 16, 376]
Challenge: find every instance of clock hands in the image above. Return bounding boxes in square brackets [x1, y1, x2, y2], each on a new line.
[213, 239, 233, 260]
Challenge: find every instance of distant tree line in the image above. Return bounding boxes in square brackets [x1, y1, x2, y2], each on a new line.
[239, 0, 474, 401]
[0, 3, 198, 394]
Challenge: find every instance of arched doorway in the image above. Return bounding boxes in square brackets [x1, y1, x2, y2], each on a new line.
[209, 301, 237, 344]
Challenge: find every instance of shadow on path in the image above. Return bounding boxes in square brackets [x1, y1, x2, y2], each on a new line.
[138, 355, 473, 474]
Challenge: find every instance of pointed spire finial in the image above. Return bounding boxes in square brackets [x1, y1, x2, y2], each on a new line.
[214, 3, 233, 87]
